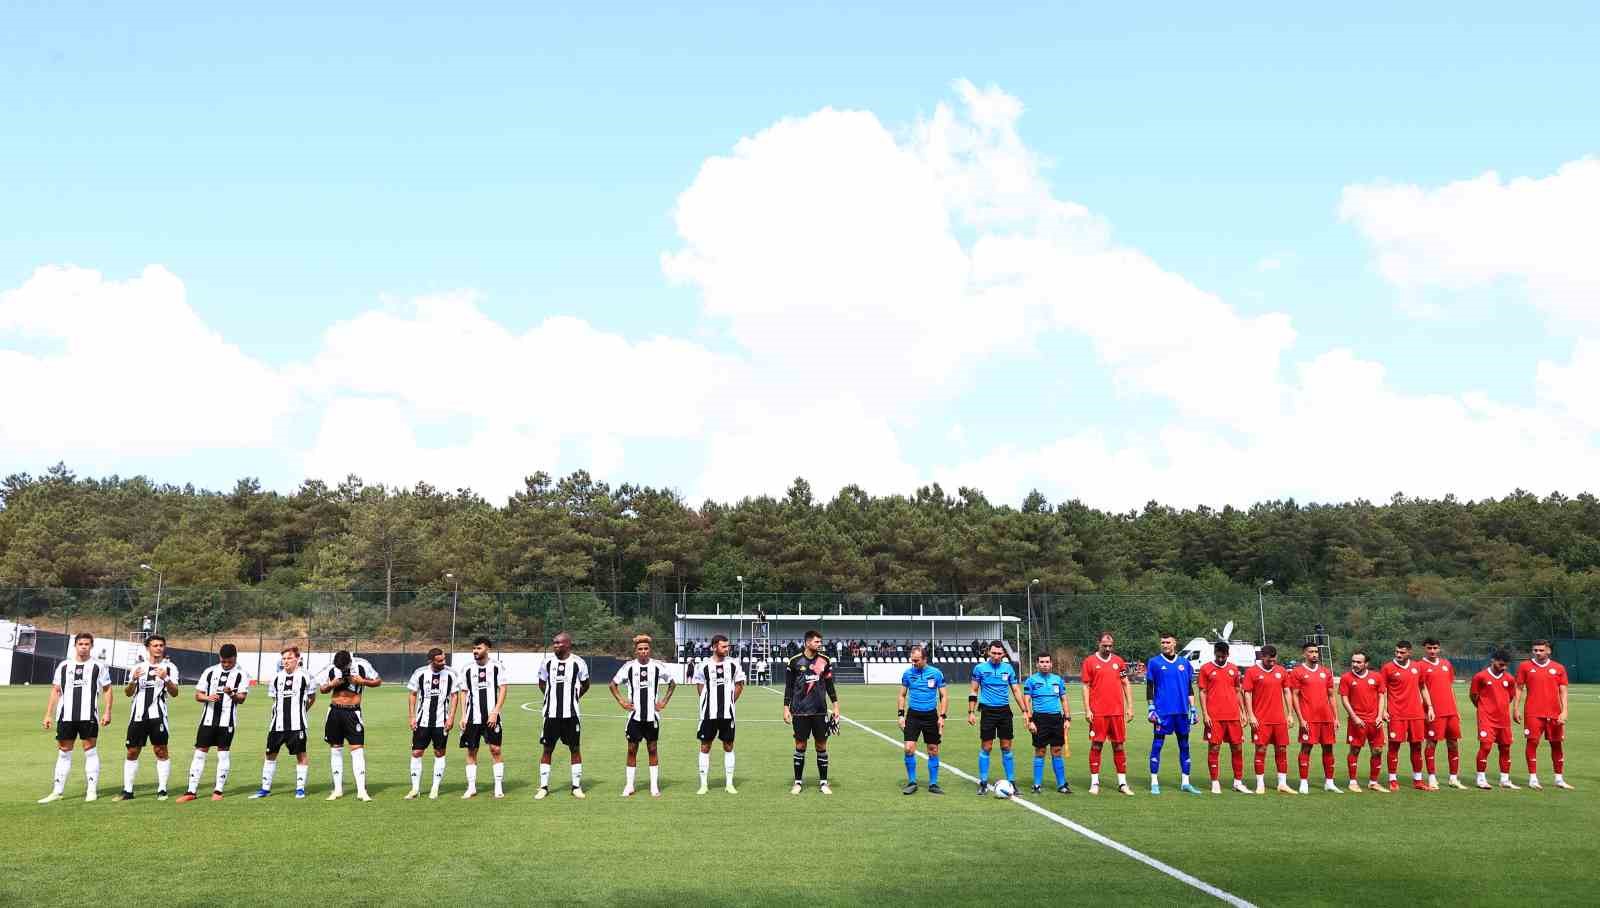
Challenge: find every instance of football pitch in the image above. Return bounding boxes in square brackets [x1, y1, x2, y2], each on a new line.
[2, 682, 1595, 907]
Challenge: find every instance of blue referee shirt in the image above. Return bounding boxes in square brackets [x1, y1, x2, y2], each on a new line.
[1022, 672, 1066, 715]
[972, 659, 1018, 708]
[900, 665, 946, 712]
[1147, 654, 1193, 716]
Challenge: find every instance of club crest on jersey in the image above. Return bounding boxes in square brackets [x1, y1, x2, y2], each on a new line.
[926, 679, 937, 688]
[1548, 668, 1558, 675]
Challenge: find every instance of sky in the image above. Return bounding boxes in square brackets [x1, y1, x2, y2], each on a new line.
[3, 2, 1598, 510]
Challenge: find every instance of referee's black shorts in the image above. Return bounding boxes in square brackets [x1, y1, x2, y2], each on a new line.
[979, 705, 1014, 742]
[903, 709, 941, 744]
[1031, 712, 1066, 748]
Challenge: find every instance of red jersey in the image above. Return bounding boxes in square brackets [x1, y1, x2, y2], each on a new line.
[1516, 659, 1569, 718]
[1243, 663, 1288, 724]
[1381, 659, 1424, 719]
[1470, 668, 1516, 728]
[1419, 658, 1459, 717]
[1197, 660, 1242, 721]
[1338, 669, 1383, 720]
[1081, 653, 1128, 717]
[1288, 663, 1336, 723]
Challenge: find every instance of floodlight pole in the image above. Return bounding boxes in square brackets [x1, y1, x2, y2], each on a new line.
[140, 564, 163, 635]
[447, 573, 459, 663]
[1257, 580, 1274, 645]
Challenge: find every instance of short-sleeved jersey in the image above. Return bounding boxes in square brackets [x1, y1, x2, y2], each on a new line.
[460, 659, 509, 724]
[127, 658, 181, 722]
[196, 664, 251, 728]
[696, 658, 746, 721]
[972, 659, 1019, 708]
[53, 659, 112, 723]
[611, 659, 673, 722]
[266, 668, 316, 732]
[1288, 663, 1336, 723]
[538, 655, 588, 719]
[1338, 669, 1383, 720]
[1197, 660, 1242, 721]
[1516, 659, 1569, 718]
[1145, 654, 1193, 716]
[785, 653, 835, 716]
[320, 657, 379, 695]
[1381, 660, 1425, 719]
[1243, 664, 1288, 724]
[1081, 653, 1129, 717]
[407, 665, 461, 728]
[1022, 672, 1067, 715]
[900, 664, 946, 713]
[1419, 658, 1459, 717]
[1470, 668, 1517, 728]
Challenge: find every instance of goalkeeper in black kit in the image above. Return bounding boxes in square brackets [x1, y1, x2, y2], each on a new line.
[783, 629, 841, 795]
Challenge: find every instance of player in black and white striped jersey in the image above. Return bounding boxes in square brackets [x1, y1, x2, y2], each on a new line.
[115, 633, 180, 801]
[252, 645, 317, 799]
[39, 632, 114, 803]
[536, 631, 590, 800]
[405, 648, 461, 800]
[694, 634, 746, 795]
[609, 634, 677, 798]
[458, 636, 509, 799]
[177, 644, 251, 802]
[318, 649, 381, 801]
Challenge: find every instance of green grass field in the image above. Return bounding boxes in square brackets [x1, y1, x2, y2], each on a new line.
[1, 679, 1595, 906]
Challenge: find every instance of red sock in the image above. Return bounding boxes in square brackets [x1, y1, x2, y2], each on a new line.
[1321, 745, 1335, 779]
[1408, 742, 1423, 773]
[1346, 749, 1359, 780]
[1387, 742, 1400, 774]
[1207, 745, 1220, 782]
[1498, 743, 1511, 774]
[1089, 744, 1102, 775]
[1297, 747, 1311, 781]
[1274, 745, 1288, 775]
[1447, 742, 1460, 776]
[1525, 740, 1539, 773]
[1112, 748, 1127, 774]
[1254, 747, 1266, 775]
[1424, 742, 1437, 774]
[1475, 741, 1491, 773]
[1369, 750, 1382, 782]
[1230, 746, 1244, 779]
[1552, 742, 1564, 774]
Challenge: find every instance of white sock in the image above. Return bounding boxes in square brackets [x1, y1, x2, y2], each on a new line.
[215, 751, 231, 792]
[724, 751, 736, 785]
[1476, 772, 1487, 783]
[1428, 773, 1438, 784]
[187, 750, 207, 793]
[1116, 772, 1127, 785]
[52, 749, 72, 793]
[1181, 773, 1190, 786]
[84, 747, 100, 793]
[1089, 772, 1099, 786]
[1277, 772, 1287, 786]
[649, 764, 659, 792]
[539, 763, 551, 789]
[261, 759, 277, 791]
[1554, 773, 1565, 784]
[431, 756, 446, 792]
[350, 748, 367, 793]
[465, 763, 478, 790]
[410, 756, 423, 791]
[571, 763, 583, 788]
[625, 766, 636, 790]
[699, 751, 711, 785]
[1151, 773, 1160, 786]
[492, 762, 504, 793]
[156, 758, 171, 791]
[329, 746, 344, 791]
[1256, 774, 1265, 787]
[1389, 773, 1398, 783]
[1500, 772, 1512, 783]
[1413, 771, 1423, 781]
[1530, 773, 1540, 784]
[295, 763, 308, 790]
[123, 759, 138, 793]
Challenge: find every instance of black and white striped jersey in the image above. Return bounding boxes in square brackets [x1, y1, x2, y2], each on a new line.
[611, 659, 673, 722]
[407, 666, 461, 728]
[459, 659, 507, 724]
[320, 657, 379, 694]
[196, 664, 250, 728]
[266, 668, 316, 732]
[695, 658, 746, 721]
[53, 659, 111, 723]
[127, 659, 180, 722]
[539, 655, 589, 719]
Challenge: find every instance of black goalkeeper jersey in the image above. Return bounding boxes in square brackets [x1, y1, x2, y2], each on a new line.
[784, 652, 836, 716]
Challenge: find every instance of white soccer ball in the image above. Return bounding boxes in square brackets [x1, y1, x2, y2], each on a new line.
[993, 779, 1015, 799]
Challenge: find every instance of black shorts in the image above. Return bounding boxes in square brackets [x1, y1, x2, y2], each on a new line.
[195, 724, 236, 749]
[696, 718, 736, 744]
[625, 718, 660, 743]
[1031, 713, 1065, 748]
[125, 718, 169, 748]
[792, 714, 830, 744]
[324, 706, 365, 746]
[979, 706, 1015, 743]
[460, 721, 503, 750]
[411, 726, 448, 752]
[55, 719, 100, 742]
[540, 717, 581, 749]
[903, 709, 941, 744]
[266, 729, 309, 756]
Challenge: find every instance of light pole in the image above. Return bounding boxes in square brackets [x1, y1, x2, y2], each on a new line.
[446, 573, 460, 663]
[736, 575, 745, 615]
[139, 564, 163, 635]
[1028, 579, 1045, 657]
[1257, 580, 1274, 645]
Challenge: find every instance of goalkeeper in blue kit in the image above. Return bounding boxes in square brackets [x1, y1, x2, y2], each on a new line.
[1146, 633, 1202, 795]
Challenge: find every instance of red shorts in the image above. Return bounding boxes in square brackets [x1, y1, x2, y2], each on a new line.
[1388, 718, 1425, 742]
[1089, 715, 1127, 743]
[1206, 719, 1243, 745]
[1525, 716, 1566, 742]
[1298, 721, 1336, 745]
[1253, 722, 1288, 746]
[1346, 719, 1383, 747]
[1426, 715, 1461, 741]
[1477, 725, 1512, 746]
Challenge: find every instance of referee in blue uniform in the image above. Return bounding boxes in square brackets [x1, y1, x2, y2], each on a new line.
[967, 641, 1026, 795]
[898, 645, 947, 795]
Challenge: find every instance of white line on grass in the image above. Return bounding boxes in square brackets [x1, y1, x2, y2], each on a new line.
[754, 687, 1255, 908]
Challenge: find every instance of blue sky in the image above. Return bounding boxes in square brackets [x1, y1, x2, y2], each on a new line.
[3, 3, 1598, 508]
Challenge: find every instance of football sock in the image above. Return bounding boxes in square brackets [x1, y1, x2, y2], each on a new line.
[493, 762, 504, 793]
[1000, 749, 1015, 781]
[1274, 745, 1288, 775]
[625, 765, 636, 790]
[1088, 743, 1103, 775]
[793, 749, 806, 782]
[51, 749, 71, 794]
[1447, 742, 1460, 776]
[1408, 742, 1423, 775]
[409, 756, 423, 791]
[1387, 742, 1400, 775]
[1298, 747, 1311, 781]
[928, 754, 940, 785]
[539, 763, 551, 788]
[648, 764, 659, 792]
[156, 758, 171, 791]
[1525, 740, 1539, 773]
[350, 748, 367, 792]
[329, 746, 344, 791]
[1116, 772, 1127, 786]
[1149, 734, 1165, 774]
[262, 759, 277, 791]
[465, 763, 478, 790]
[1321, 745, 1335, 779]
[1552, 742, 1565, 773]
[215, 751, 230, 791]
[978, 749, 991, 782]
[1424, 742, 1437, 775]
[1207, 744, 1221, 781]
[1496, 744, 1511, 775]
[295, 762, 308, 790]
[1254, 748, 1266, 776]
[1277, 772, 1288, 786]
[1090, 772, 1100, 786]
[1112, 748, 1128, 774]
[1368, 751, 1381, 782]
[84, 748, 99, 792]
[817, 751, 829, 781]
[187, 750, 206, 793]
[1033, 756, 1044, 787]
[1177, 735, 1191, 775]
[1475, 741, 1491, 773]
[571, 763, 582, 788]
[123, 759, 138, 793]
[724, 751, 735, 785]
[431, 756, 446, 791]
[699, 751, 710, 785]
[907, 753, 919, 784]
[1347, 748, 1360, 780]
[1231, 746, 1245, 779]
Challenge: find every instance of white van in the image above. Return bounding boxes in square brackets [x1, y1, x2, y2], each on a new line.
[1180, 621, 1259, 674]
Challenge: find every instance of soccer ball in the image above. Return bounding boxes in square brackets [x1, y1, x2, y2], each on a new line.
[993, 779, 1015, 799]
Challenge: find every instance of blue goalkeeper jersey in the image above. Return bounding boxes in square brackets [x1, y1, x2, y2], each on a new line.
[1146, 654, 1193, 716]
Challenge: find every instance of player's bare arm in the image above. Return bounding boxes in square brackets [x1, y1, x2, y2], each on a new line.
[1121, 674, 1133, 723]
[897, 684, 909, 731]
[490, 682, 506, 726]
[1023, 691, 1035, 733]
[100, 684, 114, 726]
[1557, 683, 1568, 724]
[1421, 682, 1435, 722]
[655, 679, 676, 712]
[1377, 691, 1388, 725]
[966, 677, 980, 726]
[938, 684, 948, 731]
[609, 681, 633, 712]
[42, 684, 61, 729]
[1341, 691, 1362, 727]
[407, 690, 419, 730]
[1012, 679, 1029, 724]
[1242, 689, 1258, 728]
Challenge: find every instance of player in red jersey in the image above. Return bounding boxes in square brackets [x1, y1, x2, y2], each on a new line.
[1080, 632, 1133, 796]
[1196, 640, 1251, 795]
[1468, 649, 1519, 790]
[1289, 642, 1341, 794]
[1242, 645, 1294, 795]
[1339, 650, 1388, 793]
[1515, 639, 1573, 790]
[1381, 640, 1428, 791]
[1419, 637, 1466, 790]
